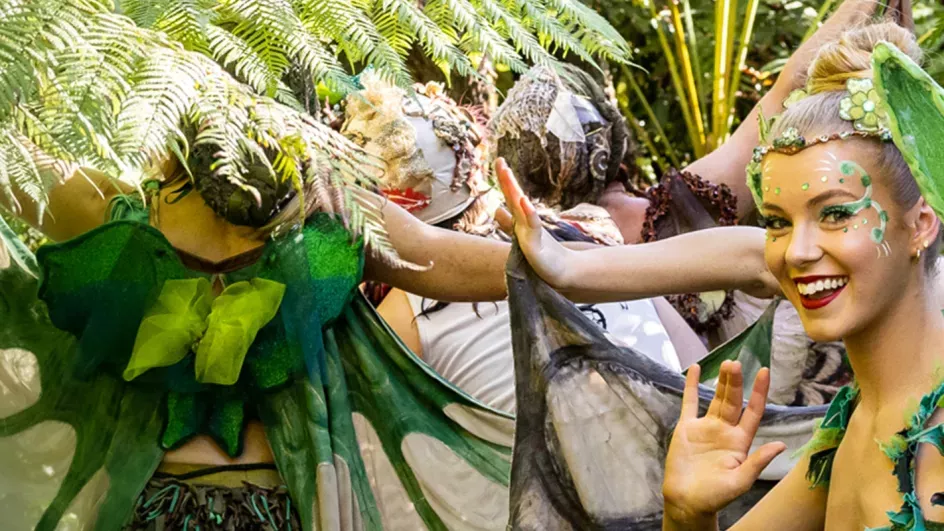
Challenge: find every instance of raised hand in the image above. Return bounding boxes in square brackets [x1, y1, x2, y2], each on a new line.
[662, 362, 786, 526]
[495, 157, 571, 288]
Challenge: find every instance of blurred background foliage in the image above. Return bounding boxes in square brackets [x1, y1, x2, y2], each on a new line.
[600, 0, 944, 183]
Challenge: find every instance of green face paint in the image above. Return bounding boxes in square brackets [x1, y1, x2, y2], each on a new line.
[834, 160, 891, 256]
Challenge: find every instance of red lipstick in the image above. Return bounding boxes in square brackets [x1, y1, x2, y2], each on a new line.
[793, 275, 847, 310]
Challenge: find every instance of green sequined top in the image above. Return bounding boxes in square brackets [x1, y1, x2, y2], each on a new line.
[805, 382, 944, 531]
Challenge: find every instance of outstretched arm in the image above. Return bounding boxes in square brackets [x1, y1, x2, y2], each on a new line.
[363, 193, 510, 302]
[498, 159, 778, 303]
[1, 150, 131, 242]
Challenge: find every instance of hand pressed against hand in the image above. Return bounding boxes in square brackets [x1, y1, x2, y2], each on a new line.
[663, 362, 786, 522]
[496, 157, 571, 288]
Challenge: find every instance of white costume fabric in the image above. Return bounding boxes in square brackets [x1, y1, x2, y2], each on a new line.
[406, 295, 680, 414]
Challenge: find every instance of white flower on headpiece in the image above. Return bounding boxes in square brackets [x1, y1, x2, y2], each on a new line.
[839, 78, 887, 132]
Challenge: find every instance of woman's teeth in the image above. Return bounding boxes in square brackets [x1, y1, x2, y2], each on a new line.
[797, 277, 847, 296]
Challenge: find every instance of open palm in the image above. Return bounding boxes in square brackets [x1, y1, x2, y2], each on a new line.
[663, 362, 786, 519]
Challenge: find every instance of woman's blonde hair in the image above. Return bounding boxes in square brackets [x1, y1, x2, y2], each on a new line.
[769, 23, 939, 270]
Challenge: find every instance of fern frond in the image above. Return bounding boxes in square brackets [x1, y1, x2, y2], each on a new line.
[542, 0, 630, 62]
[427, 0, 529, 73]
[220, 0, 354, 95]
[474, 0, 555, 68]
[295, 0, 413, 87]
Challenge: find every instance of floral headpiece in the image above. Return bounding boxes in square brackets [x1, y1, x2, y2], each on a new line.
[746, 76, 893, 207]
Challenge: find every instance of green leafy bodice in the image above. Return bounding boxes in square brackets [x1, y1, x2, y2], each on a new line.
[36, 213, 364, 456]
[804, 382, 944, 531]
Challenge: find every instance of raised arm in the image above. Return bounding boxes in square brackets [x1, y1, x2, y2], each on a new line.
[1, 156, 130, 242]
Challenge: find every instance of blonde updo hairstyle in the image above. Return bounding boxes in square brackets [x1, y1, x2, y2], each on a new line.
[768, 22, 939, 272]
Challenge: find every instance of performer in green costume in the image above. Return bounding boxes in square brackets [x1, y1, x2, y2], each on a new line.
[0, 83, 518, 528]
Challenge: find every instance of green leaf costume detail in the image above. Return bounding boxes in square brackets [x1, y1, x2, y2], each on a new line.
[692, 297, 779, 386]
[873, 43, 944, 224]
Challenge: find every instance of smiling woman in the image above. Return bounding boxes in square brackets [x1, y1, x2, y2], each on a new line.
[660, 21, 944, 531]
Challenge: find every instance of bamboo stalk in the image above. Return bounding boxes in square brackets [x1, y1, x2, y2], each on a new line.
[680, 0, 708, 125]
[615, 78, 668, 174]
[647, 1, 703, 157]
[667, 0, 707, 150]
[719, 0, 738, 148]
[621, 64, 682, 168]
[710, 0, 735, 150]
[724, 0, 760, 139]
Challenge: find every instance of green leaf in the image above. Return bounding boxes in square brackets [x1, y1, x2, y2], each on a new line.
[917, 425, 944, 455]
[195, 278, 286, 385]
[693, 297, 780, 386]
[873, 42, 944, 223]
[123, 278, 214, 381]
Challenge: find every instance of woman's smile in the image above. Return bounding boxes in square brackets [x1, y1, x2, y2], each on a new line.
[793, 275, 849, 309]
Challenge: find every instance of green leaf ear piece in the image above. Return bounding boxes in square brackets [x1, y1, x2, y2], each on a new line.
[872, 42, 944, 223]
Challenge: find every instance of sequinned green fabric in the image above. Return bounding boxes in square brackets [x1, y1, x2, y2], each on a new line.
[35, 213, 363, 457]
[0, 211, 514, 531]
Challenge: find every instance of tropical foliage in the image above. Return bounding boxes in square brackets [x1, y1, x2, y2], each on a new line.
[0, 0, 631, 256]
[603, 0, 944, 180]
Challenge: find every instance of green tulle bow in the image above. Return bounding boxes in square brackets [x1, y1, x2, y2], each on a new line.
[123, 277, 286, 385]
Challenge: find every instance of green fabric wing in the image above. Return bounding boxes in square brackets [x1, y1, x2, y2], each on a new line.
[692, 297, 780, 386]
[0, 215, 164, 531]
[873, 42, 944, 222]
[36, 221, 198, 378]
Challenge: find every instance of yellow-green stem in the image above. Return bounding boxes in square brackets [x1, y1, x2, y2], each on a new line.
[668, 0, 707, 150]
[647, 2, 703, 157]
[680, 0, 708, 125]
[621, 64, 682, 168]
[802, 0, 838, 42]
[724, 0, 760, 140]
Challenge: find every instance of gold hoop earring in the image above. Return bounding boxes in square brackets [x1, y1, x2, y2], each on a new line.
[916, 248, 923, 261]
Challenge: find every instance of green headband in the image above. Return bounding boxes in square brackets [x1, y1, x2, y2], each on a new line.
[746, 42, 944, 219]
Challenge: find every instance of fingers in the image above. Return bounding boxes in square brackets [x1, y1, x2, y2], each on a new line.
[680, 364, 701, 421]
[496, 158, 523, 218]
[737, 442, 786, 485]
[887, 0, 914, 32]
[494, 207, 513, 235]
[707, 361, 745, 424]
[720, 362, 744, 425]
[496, 158, 539, 231]
[738, 367, 771, 436]
[706, 361, 729, 419]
